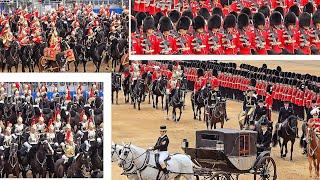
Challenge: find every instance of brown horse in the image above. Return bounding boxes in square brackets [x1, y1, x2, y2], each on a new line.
[306, 127, 320, 178]
[205, 100, 227, 129]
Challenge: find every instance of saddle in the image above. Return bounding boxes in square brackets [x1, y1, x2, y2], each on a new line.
[155, 153, 171, 170]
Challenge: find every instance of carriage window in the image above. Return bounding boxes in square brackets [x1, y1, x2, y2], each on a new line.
[201, 134, 219, 141]
[239, 134, 250, 156]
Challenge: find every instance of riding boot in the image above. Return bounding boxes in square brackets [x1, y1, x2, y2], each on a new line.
[163, 167, 169, 174]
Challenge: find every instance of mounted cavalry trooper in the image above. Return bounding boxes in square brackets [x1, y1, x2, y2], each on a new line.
[152, 65, 162, 92]
[87, 121, 96, 145]
[54, 113, 62, 133]
[151, 125, 170, 174]
[307, 108, 320, 131]
[62, 130, 76, 170]
[14, 116, 24, 143]
[2, 127, 14, 160]
[194, 68, 207, 101]
[277, 100, 294, 130]
[46, 124, 57, 147]
[81, 114, 89, 132]
[253, 99, 268, 123]
[131, 62, 141, 88]
[1, 21, 14, 50]
[37, 116, 47, 133]
[64, 124, 74, 143]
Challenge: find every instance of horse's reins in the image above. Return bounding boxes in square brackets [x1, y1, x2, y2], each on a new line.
[36, 151, 47, 168]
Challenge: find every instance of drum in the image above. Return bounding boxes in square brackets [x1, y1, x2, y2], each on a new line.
[65, 49, 75, 62]
[44, 47, 57, 61]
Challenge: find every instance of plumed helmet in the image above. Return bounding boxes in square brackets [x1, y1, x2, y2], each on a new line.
[197, 68, 204, 77]
[198, 7, 210, 20]
[208, 15, 221, 30]
[135, 12, 147, 29]
[253, 12, 265, 28]
[182, 9, 193, 20]
[289, 4, 300, 17]
[304, 2, 314, 14]
[299, 12, 311, 27]
[176, 16, 191, 30]
[159, 16, 173, 32]
[193, 15, 206, 30]
[131, 18, 137, 33]
[223, 14, 236, 29]
[270, 11, 283, 26]
[237, 13, 249, 29]
[168, 10, 180, 24]
[313, 10, 320, 25]
[142, 16, 155, 32]
[284, 12, 297, 28]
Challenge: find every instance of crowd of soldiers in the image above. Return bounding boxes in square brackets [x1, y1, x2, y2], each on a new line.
[0, 82, 103, 177]
[131, 0, 320, 55]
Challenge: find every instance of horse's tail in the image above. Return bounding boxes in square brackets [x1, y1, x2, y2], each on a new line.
[272, 131, 278, 147]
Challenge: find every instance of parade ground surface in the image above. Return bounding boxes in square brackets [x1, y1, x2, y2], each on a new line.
[112, 61, 320, 180]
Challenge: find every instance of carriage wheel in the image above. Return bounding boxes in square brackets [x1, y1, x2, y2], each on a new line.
[254, 156, 277, 180]
[210, 172, 231, 180]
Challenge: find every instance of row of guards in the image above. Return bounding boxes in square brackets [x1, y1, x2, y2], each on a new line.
[1, 82, 104, 100]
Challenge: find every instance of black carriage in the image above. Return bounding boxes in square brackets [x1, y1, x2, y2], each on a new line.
[181, 129, 277, 179]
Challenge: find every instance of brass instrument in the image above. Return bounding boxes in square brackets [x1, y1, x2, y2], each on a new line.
[299, 29, 310, 47]
[159, 33, 172, 54]
[208, 32, 221, 51]
[254, 29, 266, 49]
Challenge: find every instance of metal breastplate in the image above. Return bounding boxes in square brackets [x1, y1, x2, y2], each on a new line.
[65, 145, 75, 157]
[4, 135, 11, 148]
[29, 133, 38, 144]
[88, 130, 95, 141]
[54, 122, 61, 132]
[37, 124, 46, 132]
[15, 124, 24, 135]
[47, 133, 55, 143]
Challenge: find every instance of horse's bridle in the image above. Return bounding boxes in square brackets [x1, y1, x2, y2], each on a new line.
[284, 118, 297, 136]
[36, 146, 47, 168]
[119, 144, 149, 174]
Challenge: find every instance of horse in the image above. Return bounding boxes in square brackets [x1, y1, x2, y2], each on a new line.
[118, 143, 194, 180]
[87, 40, 107, 72]
[152, 76, 167, 110]
[90, 141, 103, 172]
[3, 143, 20, 177]
[272, 115, 298, 161]
[191, 86, 210, 121]
[32, 42, 47, 70]
[20, 44, 35, 72]
[29, 139, 53, 177]
[0, 149, 5, 178]
[5, 40, 20, 72]
[205, 91, 227, 129]
[180, 76, 188, 110]
[144, 72, 153, 104]
[305, 124, 320, 178]
[112, 73, 121, 104]
[109, 38, 128, 70]
[166, 88, 184, 122]
[131, 78, 145, 110]
[122, 74, 131, 103]
[111, 143, 139, 180]
[72, 43, 86, 72]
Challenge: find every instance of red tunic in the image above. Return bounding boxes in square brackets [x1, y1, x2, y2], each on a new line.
[131, 32, 142, 54]
[208, 32, 223, 54]
[194, 77, 207, 92]
[140, 34, 160, 54]
[192, 32, 209, 54]
[295, 28, 311, 55]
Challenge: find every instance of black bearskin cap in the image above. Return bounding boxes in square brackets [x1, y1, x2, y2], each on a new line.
[212, 7, 224, 18]
[168, 10, 180, 24]
[250, 78, 257, 87]
[299, 12, 311, 27]
[197, 68, 204, 77]
[253, 12, 265, 28]
[289, 4, 300, 17]
[143, 16, 155, 32]
[135, 12, 147, 28]
[223, 14, 236, 29]
[198, 7, 210, 20]
[270, 11, 283, 26]
[182, 9, 193, 20]
[193, 15, 205, 30]
[274, 6, 284, 17]
[208, 15, 221, 30]
[304, 2, 314, 14]
[313, 10, 320, 25]
[258, 5, 270, 18]
[159, 16, 173, 32]
[237, 13, 249, 29]
[176, 16, 191, 30]
[131, 18, 137, 33]
[212, 69, 218, 77]
[241, 7, 252, 19]
[154, 12, 165, 29]
[284, 12, 297, 28]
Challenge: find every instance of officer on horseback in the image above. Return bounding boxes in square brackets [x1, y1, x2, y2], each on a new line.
[253, 99, 268, 122]
[37, 116, 47, 133]
[62, 133, 76, 171]
[277, 100, 294, 130]
[194, 68, 207, 101]
[152, 125, 170, 174]
[2, 127, 13, 160]
[14, 116, 24, 144]
[46, 124, 57, 147]
[87, 121, 96, 145]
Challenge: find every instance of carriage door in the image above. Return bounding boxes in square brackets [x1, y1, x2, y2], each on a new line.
[239, 134, 250, 156]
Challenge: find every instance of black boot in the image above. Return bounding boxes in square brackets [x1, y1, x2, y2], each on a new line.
[163, 167, 169, 174]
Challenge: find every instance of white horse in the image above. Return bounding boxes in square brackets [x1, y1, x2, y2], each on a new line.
[118, 143, 194, 180]
[112, 142, 139, 180]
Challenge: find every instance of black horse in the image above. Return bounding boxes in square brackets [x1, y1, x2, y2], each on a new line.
[191, 86, 210, 121]
[272, 115, 298, 161]
[29, 139, 52, 177]
[122, 74, 131, 103]
[0, 148, 5, 178]
[20, 44, 34, 72]
[4, 40, 20, 72]
[112, 73, 121, 104]
[87, 41, 107, 72]
[152, 76, 167, 109]
[131, 78, 145, 110]
[166, 88, 184, 122]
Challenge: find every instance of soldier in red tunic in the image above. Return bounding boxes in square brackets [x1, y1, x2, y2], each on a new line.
[266, 84, 273, 122]
[236, 13, 252, 55]
[141, 16, 160, 54]
[191, 15, 209, 54]
[282, 12, 297, 54]
[131, 18, 142, 55]
[222, 14, 238, 54]
[267, 11, 284, 54]
[194, 68, 207, 103]
[311, 10, 320, 54]
[295, 12, 312, 55]
[207, 15, 223, 54]
[175, 16, 192, 54]
[252, 12, 268, 54]
[157, 16, 178, 54]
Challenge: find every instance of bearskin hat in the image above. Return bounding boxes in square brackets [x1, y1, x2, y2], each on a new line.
[241, 7, 252, 19]
[258, 5, 270, 18]
[299, 12, 311, 27]
[197, 68, 204, 77]
[154, 12, 164, 28]
[220, 0, 233, 6]
[135, 12, 147, 29]
[253, 12, 265, 28]
[212, 69, 218, 77]
[262, 63, 267, 69]
[159, 16, 173, 32]
[212, 7, 223, 18]
[198, 7, 210, 20]
[313, 10, 320, 25]
[168, 10, 180, 24]
[284, 12, 297, 28]
[223, 14, 236, 29]
[304, 2, 314, 14]
[276, 66, 282, 72]
[274, 6, 284, 17]
[208, 15, 221, 30]
[182, 9, 193, 20]
[230, 11, 238, 19]
[131, 18, 137, 33]
[176, 16, 191, 30]
[270, 11, 283, 27]
[237, 13, 249, 29]
[289, 4, 300, 17]
[193, 15, 206, 30]
[168, 64, 173, 71]
[250, 78, 257, 87]
[142, 16, 155, 32]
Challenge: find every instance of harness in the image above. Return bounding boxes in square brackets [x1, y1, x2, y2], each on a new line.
[36, 151, 47, 168]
